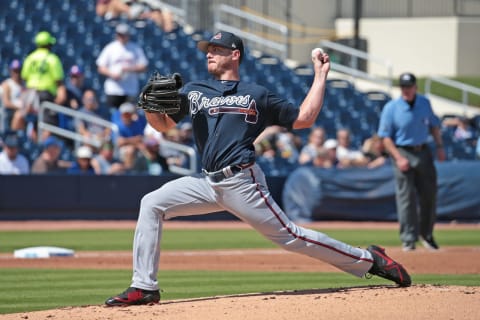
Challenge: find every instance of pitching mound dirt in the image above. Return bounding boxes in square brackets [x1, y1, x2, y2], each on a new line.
[1, 285, 478, 320]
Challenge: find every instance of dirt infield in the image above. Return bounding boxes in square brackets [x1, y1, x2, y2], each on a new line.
[0, 220, 479, 320]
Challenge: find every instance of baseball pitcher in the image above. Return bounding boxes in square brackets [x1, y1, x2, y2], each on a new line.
[105, 31, 411, 306]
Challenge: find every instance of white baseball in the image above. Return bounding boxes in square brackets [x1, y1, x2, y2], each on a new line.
[311, 47, 324, 61]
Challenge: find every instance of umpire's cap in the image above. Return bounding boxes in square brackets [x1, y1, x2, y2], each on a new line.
[399, 73, 417, 87]
[34, 31, 56, 47]
[197, 31, 244, 63]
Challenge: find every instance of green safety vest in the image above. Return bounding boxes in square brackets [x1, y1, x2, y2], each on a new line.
[21, 48, 64, 96]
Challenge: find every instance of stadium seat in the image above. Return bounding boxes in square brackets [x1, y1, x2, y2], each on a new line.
[365, 90, 391, 113]
[0, 1, 475, 165]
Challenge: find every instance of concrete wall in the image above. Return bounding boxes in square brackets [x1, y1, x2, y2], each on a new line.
[336, 17, 480, 77]
[288, 0, 337, 64]
[457, 18, 480, 76]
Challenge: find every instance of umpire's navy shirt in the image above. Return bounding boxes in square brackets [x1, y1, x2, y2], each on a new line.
[377, 94, 440, 146]
[178, 79, 299, 172]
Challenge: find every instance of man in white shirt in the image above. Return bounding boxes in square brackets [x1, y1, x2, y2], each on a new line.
[0, 135, 30, 174]
[96, 23, 148, 109]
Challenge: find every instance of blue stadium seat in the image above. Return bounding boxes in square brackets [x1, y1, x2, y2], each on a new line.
[1, 1, 475, 164]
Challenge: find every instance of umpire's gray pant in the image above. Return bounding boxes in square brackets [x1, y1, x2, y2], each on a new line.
[394, 147, 438, 244]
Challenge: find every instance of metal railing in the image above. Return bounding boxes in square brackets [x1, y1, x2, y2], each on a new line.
[160, 139, 198, 176]
[38, 101, 118, 149]
[214, 4, 289, 60]
[319, 40, 393, 92]
[37, 101, 198, 175]
[425, 76, 480, 116]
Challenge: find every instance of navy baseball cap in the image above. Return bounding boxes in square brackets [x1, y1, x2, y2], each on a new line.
[197, 31, 244, 63]
[399, 73, 417, 87]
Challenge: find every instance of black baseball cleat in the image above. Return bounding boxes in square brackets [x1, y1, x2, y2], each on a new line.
[420, 236, 439, 250]
[366, 245, 411, 287]
[105, 287, 160, 306]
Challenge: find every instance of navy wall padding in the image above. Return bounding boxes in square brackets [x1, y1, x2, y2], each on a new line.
[1, 162, 479, 221]
[0, 175, 286, 220]
[282, 161, 480, 222]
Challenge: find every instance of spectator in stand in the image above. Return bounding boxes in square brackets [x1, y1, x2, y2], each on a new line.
[138, 136, 170, 175]
[442, 116, 476, 141]
[96, 0, 176, 32]
[1, 59, 26, 132]
[361, 134, 390, 169]
[91, 140, 126, 175]
[57, 65, 89, 145]
[254, 125, 299, 165]
[311, 147, 330, 168]
[21, 31, 66, 132]
[96, 23, 148, 110]
[254, 134, 295, 176]
[111, 101, 146, 150]
[323, 138, 340, 168]
[125, 0, 176, 31]
[119, 144, 148, 174]
[76, 89, 112, 147]
[67, 145, 96, 175]
[336, 128, 369, 167]
[274, 131, 300, 164]
[31, 136, 71, 174]
[298, 127, 326, 165]
[0, 134, 30, 175]
[65, 65, 87, 111]
[96, 0, 131, 21]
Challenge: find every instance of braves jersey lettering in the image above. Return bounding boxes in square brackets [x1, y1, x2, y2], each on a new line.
[188, 91, 252, 113]
[181, 80, 299, 171]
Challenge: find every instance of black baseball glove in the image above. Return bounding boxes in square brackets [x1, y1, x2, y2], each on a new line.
[137, 72, 183, 114]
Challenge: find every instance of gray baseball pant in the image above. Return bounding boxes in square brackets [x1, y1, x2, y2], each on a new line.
[131, 164, 374, 291]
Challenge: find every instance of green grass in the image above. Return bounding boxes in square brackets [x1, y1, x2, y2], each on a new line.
[0, 227, 478, 314]
[0, 228, 479, 252]
[396, 77, 480, 108]
[1, 269, 479, 314]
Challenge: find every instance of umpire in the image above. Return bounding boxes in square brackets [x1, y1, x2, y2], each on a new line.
[378, 72, 446, 251]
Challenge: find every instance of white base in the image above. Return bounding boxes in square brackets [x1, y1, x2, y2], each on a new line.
[14, 246, 75, 259]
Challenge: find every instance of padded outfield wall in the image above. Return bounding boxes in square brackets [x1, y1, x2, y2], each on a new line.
[1, 161, 480, 222]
